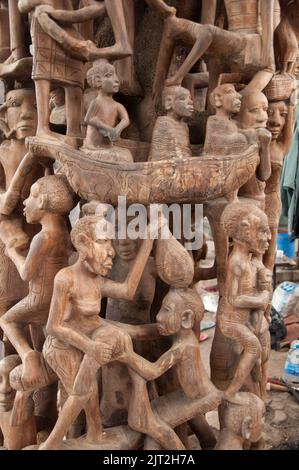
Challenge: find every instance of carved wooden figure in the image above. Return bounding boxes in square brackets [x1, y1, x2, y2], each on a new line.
[127, 287, 222, 450]
[216, 392, 265, 450]
[153, 0, 275, 101]
[264, 76, 296, 271]
[82, 60, 132, 162]
[0, 88, 38, 352]
[40, 213, 171, 450]
[0, 175, 75, 390]
[218, 201, 271, 400]
[148, 85, 194, 161]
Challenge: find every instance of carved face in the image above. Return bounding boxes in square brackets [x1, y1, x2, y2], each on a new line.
[156, 296, 182, 336]
[217, 85, 242, 114]
[241, 212, 271, 255]
[99, 64, 120, 94]
[171, 88, 194, 119]
[23, 182, 44, 224]
[113, 238, 139, 261]
[0, 360, 16, 412]
[84, 225, 115, 277]
[258, 268, 272, 291]
[6, 89, 37, 140]
[267, 101, 288, 140]
[239, 91, 268, 129]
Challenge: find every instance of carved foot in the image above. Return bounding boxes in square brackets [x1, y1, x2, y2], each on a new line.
[35, 130, 65, 144]
[21, 351, 51, 390]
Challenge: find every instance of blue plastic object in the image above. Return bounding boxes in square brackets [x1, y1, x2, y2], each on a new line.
[277, 233, 295, 258]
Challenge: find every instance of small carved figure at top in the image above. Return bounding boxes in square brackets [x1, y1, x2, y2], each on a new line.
[148, 86, 194, 161]
[204, 84, 248, 156]
[218, 200, 271, 401]
[82, 60, 132, 163]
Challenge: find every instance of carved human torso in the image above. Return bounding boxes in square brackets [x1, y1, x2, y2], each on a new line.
[149, 115, 192, 161]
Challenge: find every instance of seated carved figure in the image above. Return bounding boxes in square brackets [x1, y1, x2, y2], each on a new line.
[204, 84, 248, 156]
[0, 355, 36, 450]
[127, 287, 222, 450]
[148, 86, 194, 161]
[82, 60, 132, 163]
[0, 175, 75, 390]
[218, 200, 271, 401]
[215, 392, 265, 450]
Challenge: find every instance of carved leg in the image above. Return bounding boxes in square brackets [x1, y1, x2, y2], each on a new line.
[128, 369, 186, 450]
[220, 322, 262, 398]
[39, 393, 89, 450]
[65, 85, 83, 147]
[104, 0, 132, 57]
[0, 299, 48, 389]
[7, 0, 26, 62]
[263, 226, 277, 272]
[35, 80, 65, 142]
[165, 23, 216, 87]
[84, 388, 103, 443]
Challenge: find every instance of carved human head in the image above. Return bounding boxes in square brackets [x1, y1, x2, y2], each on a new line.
[267, 101, 288, 140]
[71, 214, 115, 277]
[1, 88, 37, 140]
[237, 89, 268, 129]
[86, 60, 120, 94]
[0, 355, 21, 412]
[219, 392, 265, 443]
[210, 84, 242, 115]
[221, 201, 271, 255]
[162, 86, 194, 119]
[23, 175, 75, 224]
[257, 266, 272, 291]
[156, 287, 204, 336]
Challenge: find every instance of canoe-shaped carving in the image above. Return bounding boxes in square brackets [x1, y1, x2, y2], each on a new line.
[26, 138, 260, 205]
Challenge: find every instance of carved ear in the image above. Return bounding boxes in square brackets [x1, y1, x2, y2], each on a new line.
[241, 416, 253, 440]
[0, 104, 10, 138]
[77, 233, 92, 257]
[214, 93, 223, 108]
[38, 194, 47, 210]
[181, 309, 195, 329]
[164, 96, 174, 111]
[240, 219, 251, 239]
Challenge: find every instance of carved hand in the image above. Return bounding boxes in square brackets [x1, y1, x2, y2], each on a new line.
[88, 341, 114, 365]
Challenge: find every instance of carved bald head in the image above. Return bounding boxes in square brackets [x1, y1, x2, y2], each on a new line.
[0, 355, 21, 412]
[219, 392, 265, 443]
[210, 84, 242, 115]
[237, 89, 268, 129]
[156, 287, 204, 336]
[162, 86, 194, 119]
[23, 175, 76, 224]
[222, 201, 271, 255]
[71, 215, 115, 277]
[86, 60, 120, 94]
[3, 89, 37, 140]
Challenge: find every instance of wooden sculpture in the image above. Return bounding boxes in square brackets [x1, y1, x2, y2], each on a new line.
[0, 175, 75, 390]
[82, 60, 132, 162]
[218, 200, 271, 400]
[216, 392, 265, 450]
[153, 0, 275, 101]
[0, 0, 290, 452]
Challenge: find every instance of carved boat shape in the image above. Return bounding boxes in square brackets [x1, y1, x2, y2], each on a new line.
[10, 138, 260, 207]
